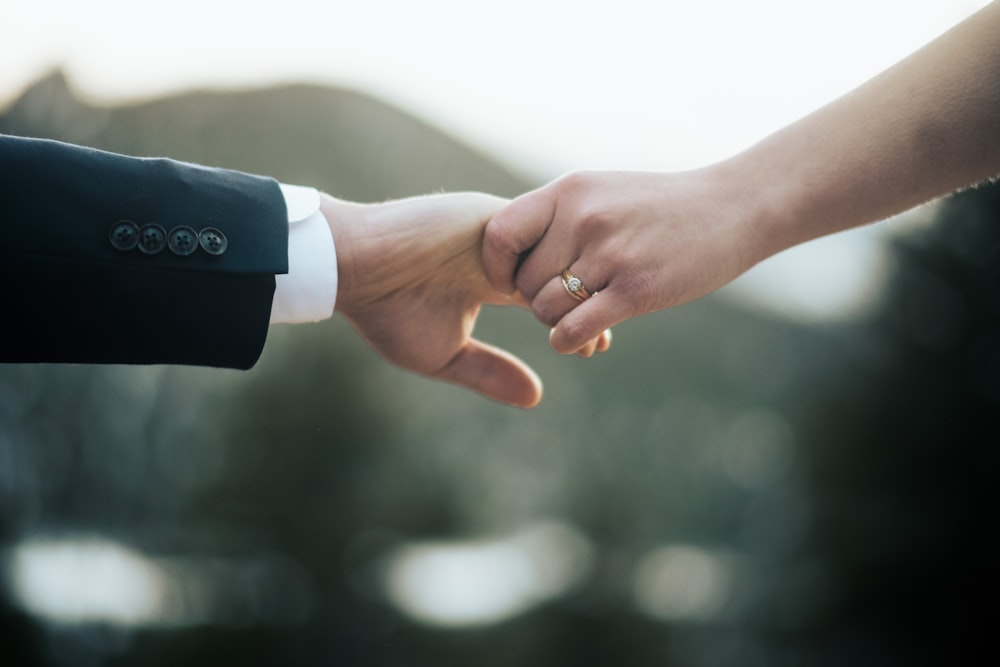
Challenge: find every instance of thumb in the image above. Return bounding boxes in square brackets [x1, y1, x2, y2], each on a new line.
[435, 338, 543, 408]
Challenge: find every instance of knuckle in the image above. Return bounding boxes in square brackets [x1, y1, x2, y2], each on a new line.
[556, 170, 592, 194]
[611, 268, 662, 313]
[560, 169, 604, 191]
[559, 316, 594, 347]
[484, 215, 517, 255]
[532, 298, 563, 328]
[561, 186, 614, 237]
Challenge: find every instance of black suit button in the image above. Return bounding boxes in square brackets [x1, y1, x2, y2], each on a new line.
[138, 224, 167, 254]
[167, 226, 198, 256]
[109, 220, 139, 251]
[199, 227, 228, 255]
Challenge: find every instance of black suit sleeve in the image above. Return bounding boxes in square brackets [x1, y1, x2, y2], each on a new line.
[0, 135, 289, 369]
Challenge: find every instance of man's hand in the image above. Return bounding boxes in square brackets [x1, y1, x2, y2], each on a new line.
[321, 192, 567, 408]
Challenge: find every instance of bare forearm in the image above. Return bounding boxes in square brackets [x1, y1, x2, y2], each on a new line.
[731, 1, 1000, 263]
[482, 3, 1000, 354]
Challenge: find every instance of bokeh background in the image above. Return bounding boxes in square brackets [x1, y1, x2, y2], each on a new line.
[1, 2, 996, 665]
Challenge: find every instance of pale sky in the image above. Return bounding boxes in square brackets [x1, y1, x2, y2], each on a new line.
[0, 0, 991, 320]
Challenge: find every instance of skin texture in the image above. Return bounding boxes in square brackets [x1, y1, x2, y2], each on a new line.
[483, 1, 1000, 355]
[321, 192, 609, 409]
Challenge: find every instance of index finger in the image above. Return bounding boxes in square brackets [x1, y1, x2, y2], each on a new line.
[482, 185, 557, 294]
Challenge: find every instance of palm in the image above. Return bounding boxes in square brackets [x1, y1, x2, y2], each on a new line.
[332, 193, 542, 408]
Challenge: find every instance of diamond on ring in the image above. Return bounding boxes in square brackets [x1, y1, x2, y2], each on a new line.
[561, 269, 591, 302]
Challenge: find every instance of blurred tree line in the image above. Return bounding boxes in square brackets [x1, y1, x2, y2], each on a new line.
[0, 72, 996, 666]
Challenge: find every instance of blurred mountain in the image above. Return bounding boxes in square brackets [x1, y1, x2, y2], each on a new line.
[0, 70, 530, 201]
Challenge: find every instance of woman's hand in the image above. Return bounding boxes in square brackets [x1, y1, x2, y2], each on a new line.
[482, 169, 758, 354]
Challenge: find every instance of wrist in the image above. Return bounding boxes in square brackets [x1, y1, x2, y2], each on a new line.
[320, 192, 367, 319]
[703, 151, 798, 272]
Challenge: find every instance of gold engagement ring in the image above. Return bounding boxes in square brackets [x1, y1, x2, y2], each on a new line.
[561, 269, 591, 302]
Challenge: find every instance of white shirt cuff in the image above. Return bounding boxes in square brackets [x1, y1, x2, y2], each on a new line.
[269, 184, 338, 324]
